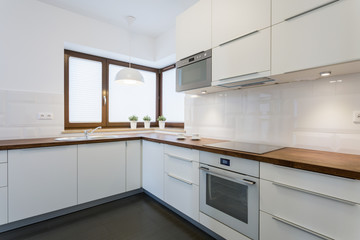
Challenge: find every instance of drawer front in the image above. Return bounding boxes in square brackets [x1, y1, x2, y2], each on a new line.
[260, 162, 360, 203]
[260, 211, 325, 240]
[200, 151, 259, 177]
[165, 154, 199, 185]
[260, 179, 360, 240]
[0, 187, 8, 225]
[0, 151, 7, 163]
[164, 173, 199, 221]
[0, 163, 7, 187]
[164, 144, 199, 162]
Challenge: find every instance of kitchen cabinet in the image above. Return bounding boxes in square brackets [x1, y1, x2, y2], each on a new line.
[176, 0, 211, 61]
[0, 150, 7, 225]
[8, 146, 77, 222]
[212, 28, 271, 85]
[260, 162, 360, 240]
[126, 140, 142, 191]
[78, 142, 126, 204]
[212, 0, 270, 48]
[272, 0, 360, 75]
[142, 140, 164, 200]
[164, 145, 199, 221]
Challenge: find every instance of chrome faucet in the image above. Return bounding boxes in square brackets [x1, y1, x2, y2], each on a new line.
[84, 126, 102, 138]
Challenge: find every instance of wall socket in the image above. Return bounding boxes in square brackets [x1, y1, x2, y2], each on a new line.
[38, 112, 54, 120]
[353, 111, 360, 123]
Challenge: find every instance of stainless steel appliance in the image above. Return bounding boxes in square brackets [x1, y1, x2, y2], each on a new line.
[176, 49, 212, 92]
[199, 154, 260, 240]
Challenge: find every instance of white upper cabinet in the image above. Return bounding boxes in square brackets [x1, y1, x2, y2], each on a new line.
[176, 0, 211, 61]
[272, 0, 360, 75]
[272, 0, 333, 25]
[212, 0, 271, 47]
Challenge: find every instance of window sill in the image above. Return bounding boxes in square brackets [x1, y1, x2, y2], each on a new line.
[61, 127, 185, 134]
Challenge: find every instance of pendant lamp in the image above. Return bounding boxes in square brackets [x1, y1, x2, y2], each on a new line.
[115, 16, 144, 85]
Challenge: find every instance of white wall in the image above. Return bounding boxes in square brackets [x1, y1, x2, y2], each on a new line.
[185, 73, 360, 155]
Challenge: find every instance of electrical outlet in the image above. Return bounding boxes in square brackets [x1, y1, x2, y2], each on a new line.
[353, 111, 360, 123]
[45, 112, 54, 120]
[37, 112, 46, 120]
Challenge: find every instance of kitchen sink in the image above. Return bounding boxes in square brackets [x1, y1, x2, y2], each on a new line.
[54, 135, 119, 141]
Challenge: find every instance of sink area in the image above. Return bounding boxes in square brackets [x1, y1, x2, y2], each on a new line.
[54, 135, 119, 141]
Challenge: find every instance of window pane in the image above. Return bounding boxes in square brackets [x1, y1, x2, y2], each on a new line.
[108, 64, 156, 122]
[69, 57, 102, 123]
[162, 69, 184, 122]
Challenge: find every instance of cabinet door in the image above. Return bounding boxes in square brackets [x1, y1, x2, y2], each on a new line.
[272, 0, 360, 75]
[212, 0, 270, 47]
[142, 141, 164, 200]
[78, 142, 126, 204]
[176, 0, 211, 61]
[126, 140, 141, 191]
[8, 146, 77, 222]
[212, 28, 270, 83]
[0, 187, 7, 225]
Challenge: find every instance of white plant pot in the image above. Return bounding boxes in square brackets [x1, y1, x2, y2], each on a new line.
[130, 121, 137, 129]
[144, 121, 150, 129]
[159, 121, 165, 129]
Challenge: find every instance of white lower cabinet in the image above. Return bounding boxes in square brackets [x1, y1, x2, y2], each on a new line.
[78, 142, 126, 204]
[126, 140, 142, 191]
[142, 140, 164, 200]
[0, 187, 7, 225]
[164, 144, 199, 221]
[8, 146, 77, 222]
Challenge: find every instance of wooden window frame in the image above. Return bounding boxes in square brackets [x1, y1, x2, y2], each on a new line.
[64, 50, 184, 129]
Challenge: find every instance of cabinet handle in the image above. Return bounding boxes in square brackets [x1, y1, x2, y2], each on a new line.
[219, 30, 259, 47]
[272, 215, 334, 240]
[273, 182, 358, 206]
[167, 173, 193, 185]
[218, 72, 259, 82]
[165, 153, 193, 162]
[200, 166, 256, 185]
[284, 0, 340, 22]
[103, 95, 107, 105]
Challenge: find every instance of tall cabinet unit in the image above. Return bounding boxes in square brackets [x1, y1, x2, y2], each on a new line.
[271, 0, 360, 75]
[176, 0, 211, 61]
[126, 140, 142, 191]
[8, 146, 77, 222]
[78, 142, 126, 204]
[142, 140, 164, 200]
[0, 151, 8, 225]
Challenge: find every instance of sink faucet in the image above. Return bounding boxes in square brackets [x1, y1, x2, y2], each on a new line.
[84, 126, 102, 138]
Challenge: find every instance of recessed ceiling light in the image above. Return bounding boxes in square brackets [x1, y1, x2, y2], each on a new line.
[190, 95, 199, 98]
[201, 90, 207, 94]
[320, 71, 331, 77]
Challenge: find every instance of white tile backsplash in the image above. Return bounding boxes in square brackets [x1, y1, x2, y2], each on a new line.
[185, 72, 360, 154]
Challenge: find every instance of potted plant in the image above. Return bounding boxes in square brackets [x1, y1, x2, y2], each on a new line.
[128, 115, 138, 129]
[157, 115, 166, 129]
[143, 115, 151, 129]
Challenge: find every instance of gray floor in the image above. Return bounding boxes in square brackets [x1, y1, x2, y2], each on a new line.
[0, 193, 215, 240]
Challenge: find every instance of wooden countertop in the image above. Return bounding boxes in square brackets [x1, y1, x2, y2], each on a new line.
[1, 133, 360, 180]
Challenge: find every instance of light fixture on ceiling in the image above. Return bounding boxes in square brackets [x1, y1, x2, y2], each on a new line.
[114, 16, 144, 85]
[320, 71, 331, 77]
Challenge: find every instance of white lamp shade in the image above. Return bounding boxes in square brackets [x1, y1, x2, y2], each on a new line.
[114, 67, 144, 85]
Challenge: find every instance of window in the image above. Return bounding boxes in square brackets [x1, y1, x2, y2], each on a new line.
[64, 50, 183, 129]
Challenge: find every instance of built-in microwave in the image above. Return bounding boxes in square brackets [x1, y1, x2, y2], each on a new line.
[176, 49, 212, 92]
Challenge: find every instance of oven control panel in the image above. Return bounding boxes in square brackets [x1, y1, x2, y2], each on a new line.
[220, 158, 230, 166]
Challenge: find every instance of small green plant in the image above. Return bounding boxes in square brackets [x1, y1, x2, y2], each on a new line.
[157, 115, 166, 121]
[143, 115, 151, 121]
[128, 115, 138, 121]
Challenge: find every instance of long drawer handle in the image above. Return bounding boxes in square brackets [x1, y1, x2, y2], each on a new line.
[199, 166, 256, 185]
[219, 30, 259, 47]
[218, 72, 259, 82]
[272, 215, 334, 240]
[167, 173, 193, 185]
[273, 182, 358, 206]
[165, 153, 193, 162]
[284, 0, 340, 22]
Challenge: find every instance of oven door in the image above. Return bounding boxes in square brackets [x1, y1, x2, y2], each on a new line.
[199, 163, 259, 240]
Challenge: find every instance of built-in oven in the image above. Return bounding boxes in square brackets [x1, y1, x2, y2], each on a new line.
[199, 156, 259, 240]
[176, 49, 212, 92]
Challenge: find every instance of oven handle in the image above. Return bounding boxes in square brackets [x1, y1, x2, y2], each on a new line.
[199, 166, 256, 185]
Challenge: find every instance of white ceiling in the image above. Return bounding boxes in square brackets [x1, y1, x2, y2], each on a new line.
[38, 0, 198, 38]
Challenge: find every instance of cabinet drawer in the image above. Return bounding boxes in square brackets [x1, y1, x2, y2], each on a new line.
[260, 211, 326, 240]
[0, 163, 7, 187]
[164, 173, 199, 221]
[164, 144, 199, 162]
[0, 187, 7, 225]
[260, 179, 360, 240]
[260, 162, 360, 204]
[0, 151, 6, 163]
[164, 154, 199, 185]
